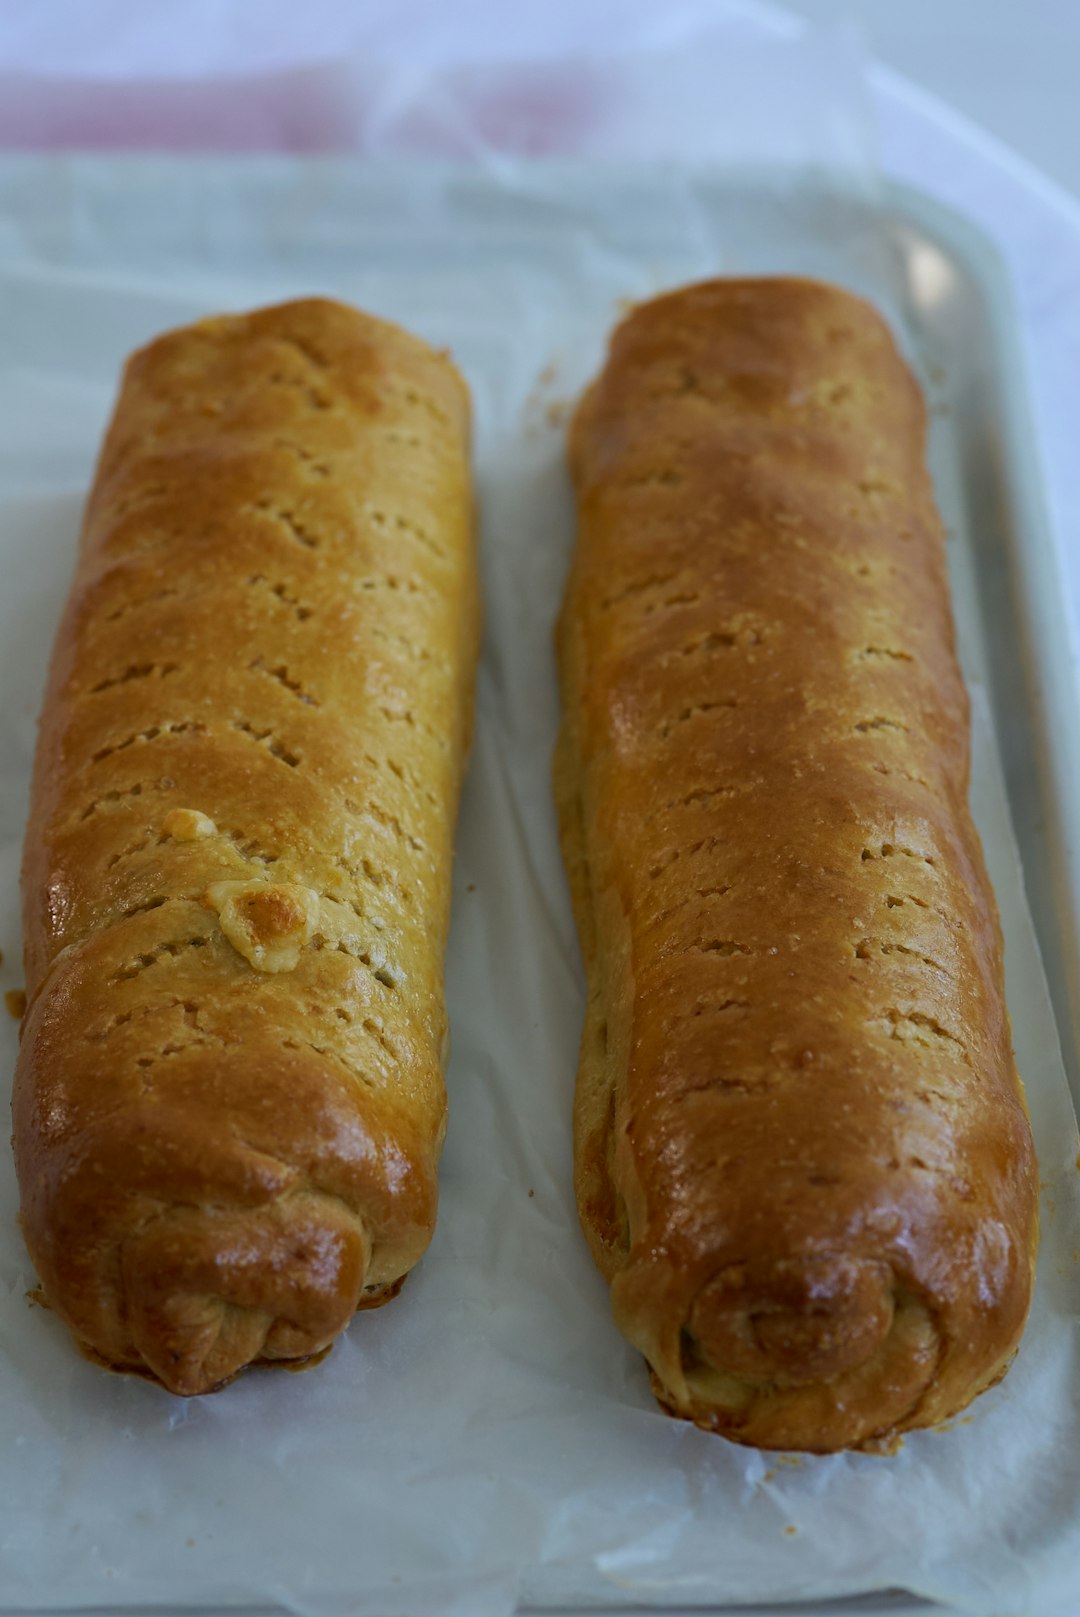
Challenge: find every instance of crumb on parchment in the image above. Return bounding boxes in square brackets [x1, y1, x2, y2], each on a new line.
[523, 355, 572, 437]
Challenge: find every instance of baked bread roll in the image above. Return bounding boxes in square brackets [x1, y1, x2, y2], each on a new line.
[14, 298, 478, 1396]
[556, 278, 1038, 1452]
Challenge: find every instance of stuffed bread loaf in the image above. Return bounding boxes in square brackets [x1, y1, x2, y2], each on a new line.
[555, 277, 1038, 1452]
[14, 297, 478, 1396]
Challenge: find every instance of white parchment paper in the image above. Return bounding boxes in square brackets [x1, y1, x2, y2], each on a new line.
[0, 149, 1079, 1617]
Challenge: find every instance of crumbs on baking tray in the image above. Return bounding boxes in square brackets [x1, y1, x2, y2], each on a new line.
[5, 988, 26, 1020]
[523, 355, 571, 438]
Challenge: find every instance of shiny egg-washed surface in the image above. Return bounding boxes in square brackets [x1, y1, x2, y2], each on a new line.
[556, 278, 1038, 1452]
[14, 299, 479, 1395]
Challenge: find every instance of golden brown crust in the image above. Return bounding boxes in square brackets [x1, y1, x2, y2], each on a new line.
[14, 297, 479, 1396]
[556, 277, 1038, 1452]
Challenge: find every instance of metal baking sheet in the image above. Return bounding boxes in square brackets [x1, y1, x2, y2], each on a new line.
[0, 158, 1077, 1617]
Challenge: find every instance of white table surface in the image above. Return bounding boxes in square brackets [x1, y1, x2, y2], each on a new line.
[783, 0, 1080, 205]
